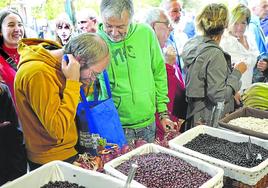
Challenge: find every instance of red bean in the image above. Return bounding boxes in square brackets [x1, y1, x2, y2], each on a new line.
[116, 153, 211, 188]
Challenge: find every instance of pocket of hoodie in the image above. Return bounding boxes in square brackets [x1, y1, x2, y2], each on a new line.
[113, 91, 155, 125]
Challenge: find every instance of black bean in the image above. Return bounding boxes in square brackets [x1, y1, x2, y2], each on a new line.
[184, 134, 268, 168]
[40, 180, 86, 188]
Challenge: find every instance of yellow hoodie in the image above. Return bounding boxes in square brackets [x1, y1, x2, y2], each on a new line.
[15, 39, 81, 164]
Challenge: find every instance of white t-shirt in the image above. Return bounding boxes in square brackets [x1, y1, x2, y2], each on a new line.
[220, 31, 259, 93]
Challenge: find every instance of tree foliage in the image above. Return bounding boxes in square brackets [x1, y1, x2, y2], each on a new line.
[0, 0, 13, 9]
[44, 0, 65, 20]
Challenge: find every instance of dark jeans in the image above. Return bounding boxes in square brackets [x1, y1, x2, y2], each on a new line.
[28, 154, 78, 171]
[0, 126, 27, 186]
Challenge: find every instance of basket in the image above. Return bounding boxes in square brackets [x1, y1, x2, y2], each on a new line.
[218, 107, 268, 139]
[104, 143, 224, 188]
[2, 160, 136, 188]
[169, 125, 268, 186]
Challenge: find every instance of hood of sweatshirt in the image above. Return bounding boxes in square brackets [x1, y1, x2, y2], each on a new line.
[17, 38, 62, 70]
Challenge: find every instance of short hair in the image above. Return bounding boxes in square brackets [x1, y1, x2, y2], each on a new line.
[196, 3, 229, 37]
[100, 0, 134, 21]
[55, 14, 73, 45]
[64, 33, 109, 69]
[248, 0, 264, 9]
[0, 9, 26, 45]
[160, 0, 182, 10]
[76, 9, 98, 21]
[144, 8, 164, 26]
[229, 4, 251, 27]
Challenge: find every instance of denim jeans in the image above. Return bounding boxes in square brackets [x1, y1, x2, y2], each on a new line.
[123, 122, 156, 144]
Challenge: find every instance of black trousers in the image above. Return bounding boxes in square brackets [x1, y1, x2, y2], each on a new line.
[28, 154, 78, 171]
[0, 126, 27, 186]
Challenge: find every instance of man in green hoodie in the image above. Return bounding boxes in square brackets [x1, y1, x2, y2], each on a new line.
[98, 0, 177, 144]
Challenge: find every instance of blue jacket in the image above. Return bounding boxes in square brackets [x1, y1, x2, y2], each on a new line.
[249, 15, 267, 53]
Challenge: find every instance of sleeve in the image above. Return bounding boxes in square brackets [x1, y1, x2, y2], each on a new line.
[150, 30, 169, 113]
[205, 49, 241, 104]
[26, 71, 81, 140]
[0, 82, 19, 127]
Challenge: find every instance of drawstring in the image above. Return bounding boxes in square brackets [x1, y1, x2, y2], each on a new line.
[123, 40, 135, 104]
[110, 58, 117, 90]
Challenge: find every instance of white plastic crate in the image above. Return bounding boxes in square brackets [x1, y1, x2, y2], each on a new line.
[2, 160, 137, 188]
[169, 125, 268, 186]
[104, 143, 224, 188]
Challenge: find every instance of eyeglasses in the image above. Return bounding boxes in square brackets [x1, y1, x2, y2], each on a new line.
[80, 70, 102, 82]
[154, 21, 172, 29]
[77, 20, 87, 24]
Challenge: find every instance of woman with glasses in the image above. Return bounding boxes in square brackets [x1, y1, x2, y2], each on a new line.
[14, 33, 109, 171]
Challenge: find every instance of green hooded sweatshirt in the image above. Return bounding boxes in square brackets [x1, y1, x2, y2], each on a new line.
[98, 23, 169, 129]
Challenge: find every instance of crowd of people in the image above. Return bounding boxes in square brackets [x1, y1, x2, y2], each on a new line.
[0, 0, 268, 185]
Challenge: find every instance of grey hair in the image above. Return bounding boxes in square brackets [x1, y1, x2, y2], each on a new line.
[100, 0, 134, 21]
[144, 8, 164, 26]
[77, 8, 98, 20]
[160, 0, 182, 10]
[64, 33, 109, 69]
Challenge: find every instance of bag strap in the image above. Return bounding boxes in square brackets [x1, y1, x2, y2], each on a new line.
[103, 69, 112, 98]
[80, 69, 112, 103]
[0, 48, 17, 71]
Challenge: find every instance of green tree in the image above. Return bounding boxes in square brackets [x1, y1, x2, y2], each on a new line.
[44, 0, 65, 20]
[0, 0, 13, 9]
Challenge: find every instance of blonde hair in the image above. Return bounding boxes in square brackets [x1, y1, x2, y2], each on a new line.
[55, 14, 73, 45]
[229, 3, 251, 27]
[196, 3, 229, 37]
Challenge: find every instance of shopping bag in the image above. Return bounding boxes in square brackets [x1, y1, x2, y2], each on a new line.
[76, 70, 126, 150]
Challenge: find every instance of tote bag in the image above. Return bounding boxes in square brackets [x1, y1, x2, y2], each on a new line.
[76, 70, 126, 148]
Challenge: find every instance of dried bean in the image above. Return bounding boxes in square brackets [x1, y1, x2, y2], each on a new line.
[184, 134, 268, 168]
[40, 181, 85, 188]
[116, 153, 211, 188]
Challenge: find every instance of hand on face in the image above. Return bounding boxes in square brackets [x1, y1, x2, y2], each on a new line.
[61, 54, 80, 81]
[257, 60, 268, 72]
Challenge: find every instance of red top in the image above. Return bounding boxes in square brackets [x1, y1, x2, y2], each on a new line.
[155, 63, 185, 140]
[0, 44, 19, 101]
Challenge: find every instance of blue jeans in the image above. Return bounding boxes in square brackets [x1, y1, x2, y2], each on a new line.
[123, 122, 156, 144]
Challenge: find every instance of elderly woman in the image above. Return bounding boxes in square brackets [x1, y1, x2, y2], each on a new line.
[181, 3, 247, 128]
[220, 3, 259, 98]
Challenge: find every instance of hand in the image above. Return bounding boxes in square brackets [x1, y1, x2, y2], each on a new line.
[0, 121, 11, 128]
[62, 54, 80, 81]
[234, 61, 247, 74]
[160, 118, 178, 133]
[177, 119, 184, 131]
[234, 92, 241, 105]
[164, 45, 176, 65]
[257, 60, 268, 72]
